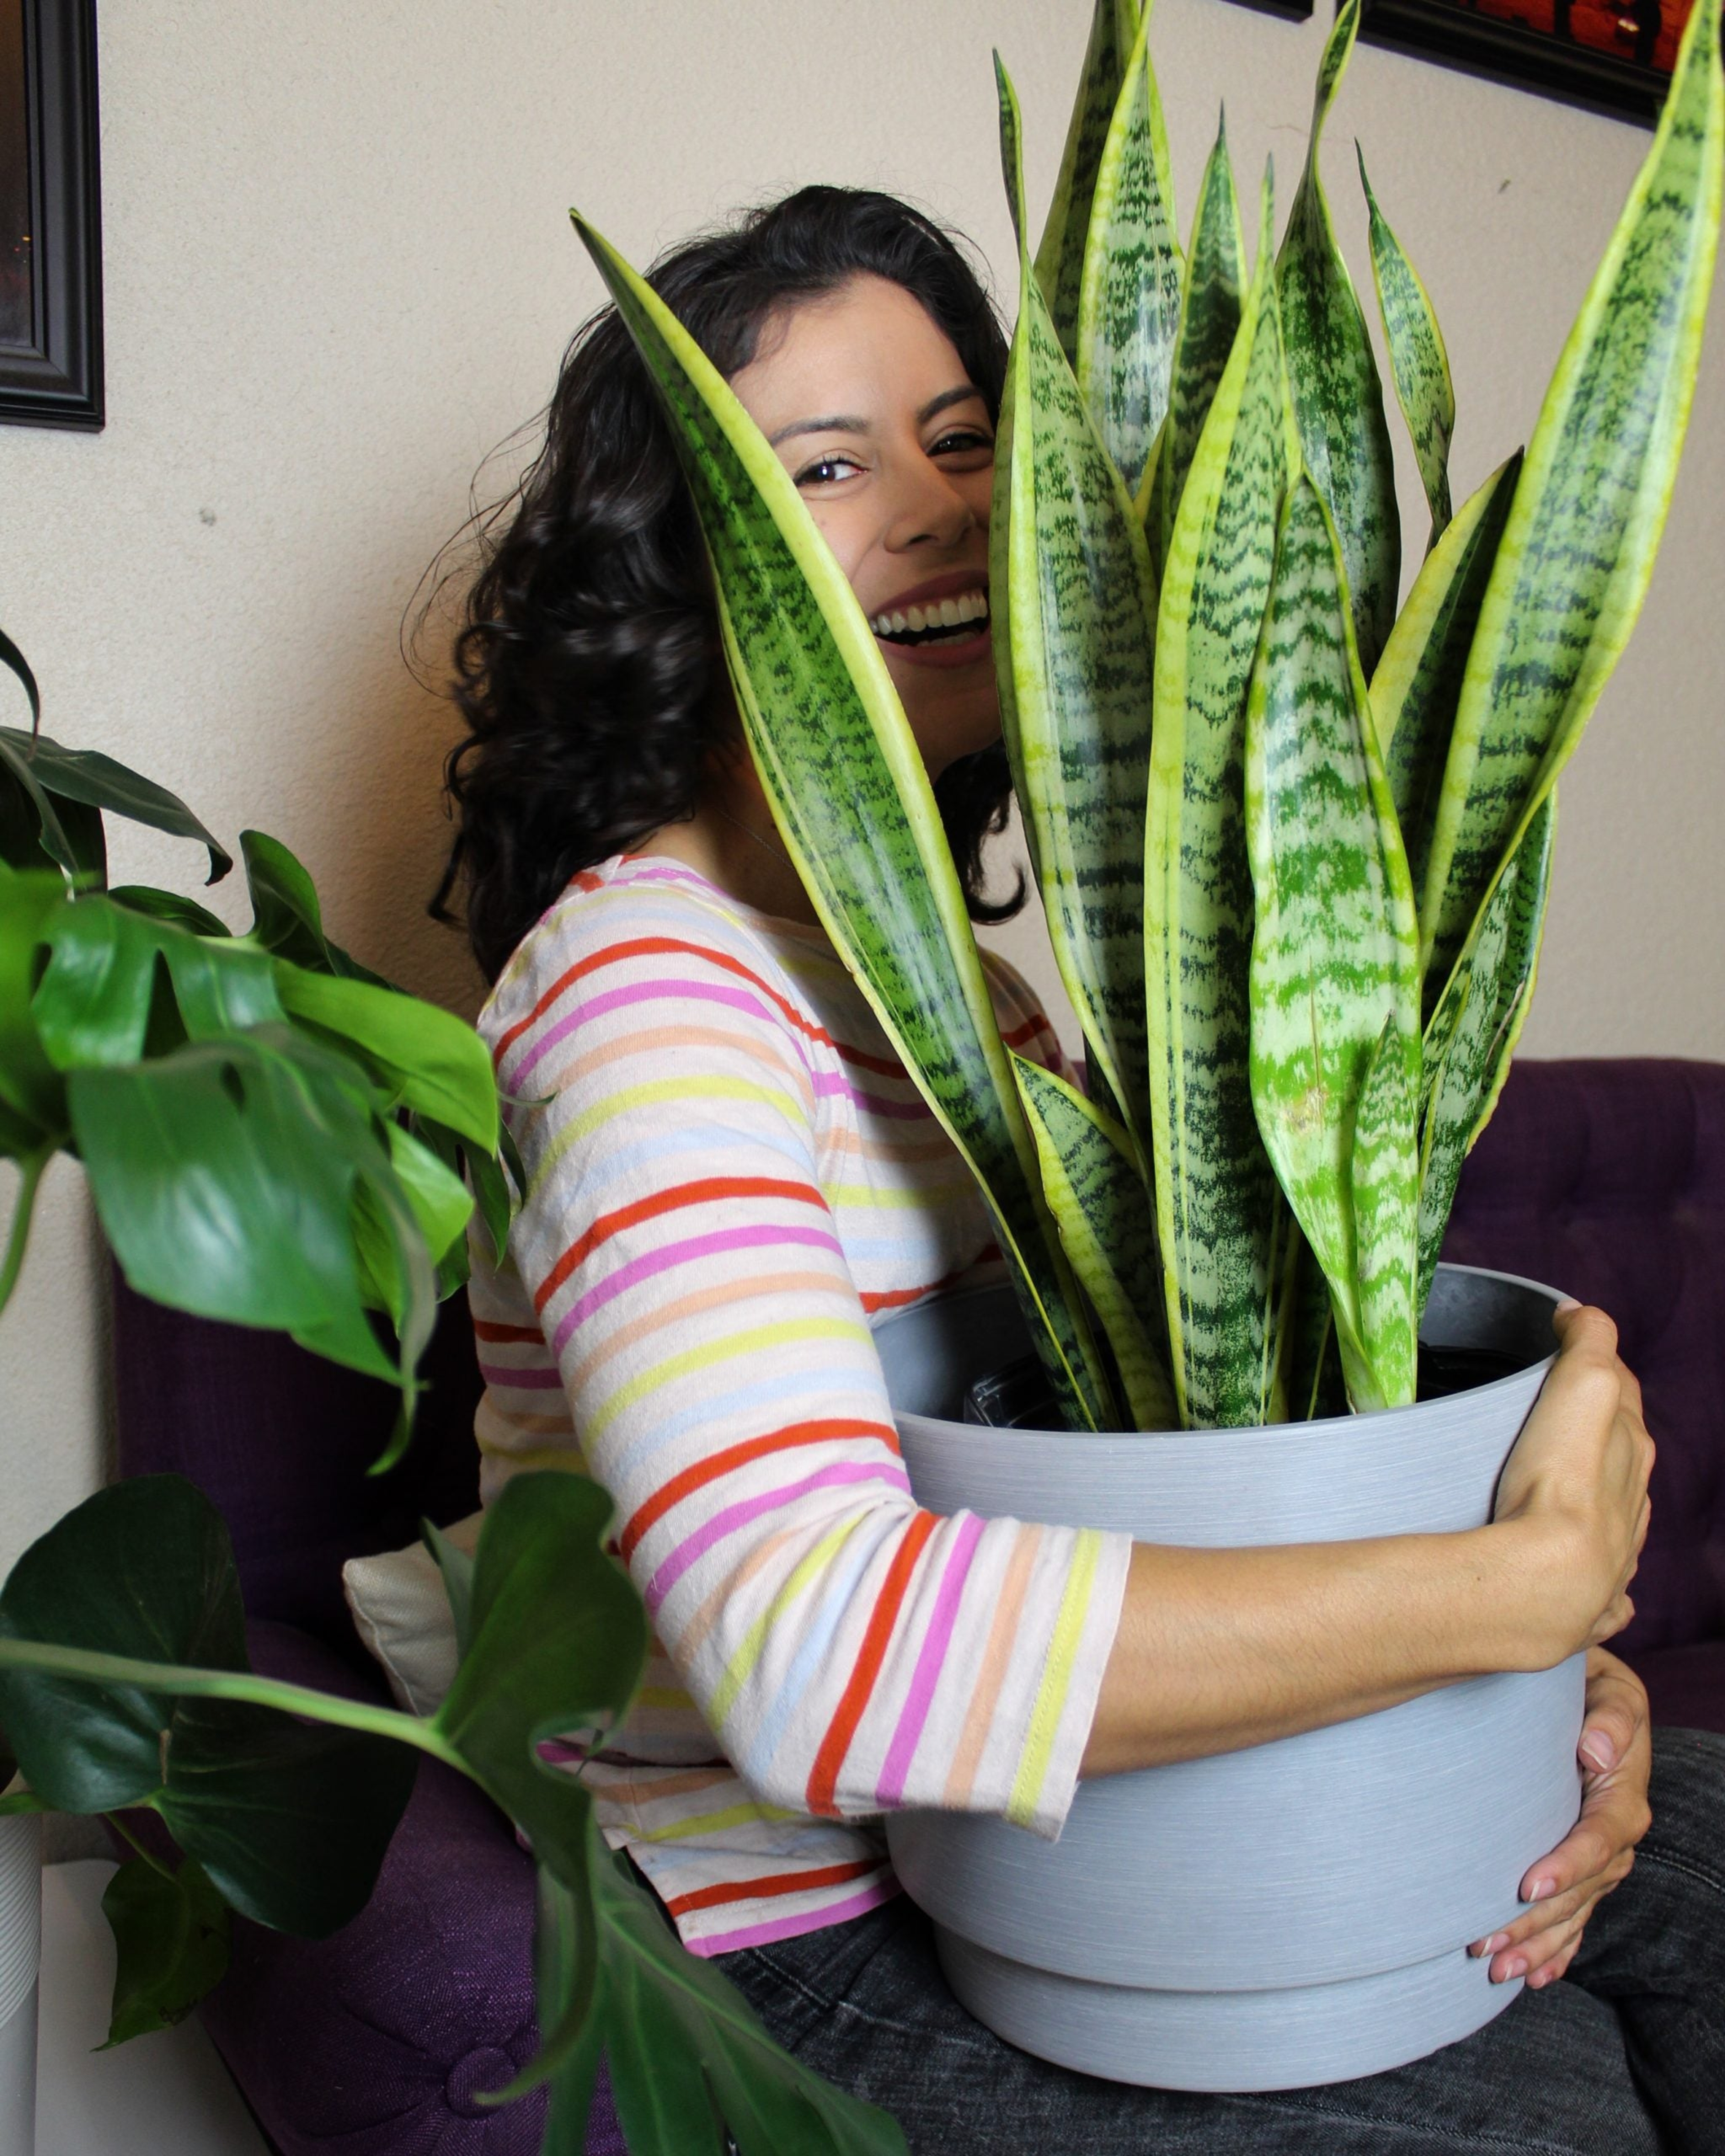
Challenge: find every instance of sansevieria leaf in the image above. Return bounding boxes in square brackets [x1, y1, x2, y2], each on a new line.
[1370, 452, 1522, 904]
[1013, 1053, 1175, 1431]
[573, 214, 1113, 1431]
[1420, 0, 1724, 999]
[1358, 147, 1455, 546]
[1147, 108, 1246, 568]
[1246, 476, 1421, 1412]
[1416, 796, 1555, 1308]
[995, 59, 1159, 1161]
[1146, 171, 1301, 1429]
[1031, 0, 1142, 362]
[1075, 0, 1183, 497]
[1276, 0, 1400, 677]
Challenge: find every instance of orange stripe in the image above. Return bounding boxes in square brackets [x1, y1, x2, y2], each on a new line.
[943, 1530, 1039, 1808]
[473, 1319, 542, 1343]
[664, 1858, 884, 1918]
[859, 1245, 1002, 1313]
[619, 1416, 899, 1563]
[805, 1511, 937, 1816]
[533, 1175, 826, 1314]
[494, 934, 837, 1062]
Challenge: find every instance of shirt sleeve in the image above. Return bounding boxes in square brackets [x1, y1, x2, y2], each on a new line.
[485, 882, 1131, 1840]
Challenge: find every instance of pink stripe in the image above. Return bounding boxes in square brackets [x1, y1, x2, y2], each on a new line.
[548, 1222, 844, 1352]
[809, 1070, 929, 1122]
[686, 1876, 902, 1957]
[644, 1461, 912, 1615]
[512, 976, 792, 1088]
[478, 1361, 563, 1391]
[875, 1514, 985, 1807]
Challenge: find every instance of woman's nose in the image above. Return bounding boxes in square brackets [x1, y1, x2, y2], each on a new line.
[883, 456, 978, 553]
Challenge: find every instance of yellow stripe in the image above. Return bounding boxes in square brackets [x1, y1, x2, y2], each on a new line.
[631, 1799, 803, 1843]
[584, 1315, 870, 1442]
[1006, 1529, 1100, 1829]
[823, 1177, 975, 1211]
[708, 1515, 867, 1729]
[632, 1686, 695, 1710]
[529, 1074, 810, 1196]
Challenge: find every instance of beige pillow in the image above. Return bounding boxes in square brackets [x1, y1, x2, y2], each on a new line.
[342, 1511, 480, 1717]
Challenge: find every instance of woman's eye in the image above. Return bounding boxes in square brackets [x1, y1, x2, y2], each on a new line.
[795, 455, 864, 488]
[930, 429, 995, 460]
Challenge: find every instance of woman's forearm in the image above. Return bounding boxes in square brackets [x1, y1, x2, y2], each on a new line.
[1080, 1521, 1554, 1778]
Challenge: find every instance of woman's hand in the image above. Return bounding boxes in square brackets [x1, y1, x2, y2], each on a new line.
[1491, 1304, 1654, 1664]
[1469, 1648, 1653, 1987]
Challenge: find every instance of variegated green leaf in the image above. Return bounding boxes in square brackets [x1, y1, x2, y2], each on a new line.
[1275, 0, 1400, 677]
[1245, 475, 1421, 1412]
[1416, 795, 1555, 1310]
[1420, 0, 1724, 998]
[1358, 146, 1455, 544]
[573, 216, 1114, 1432]
[1146, 173, 1301, 1430]
[1013, 1053, 1177, 1432]
[1370, 451, 1522, 902]
[1147, 108, 1246, 570]
[994, 59, 1159, 1161]
[1031, 0, 1142, 363]
[1075, 0, 1183, 497]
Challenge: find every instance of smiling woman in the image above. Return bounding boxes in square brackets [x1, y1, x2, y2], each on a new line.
[427, 185, 1722, 2156]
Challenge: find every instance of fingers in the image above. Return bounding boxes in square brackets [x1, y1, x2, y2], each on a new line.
[1578, 1652, 1650, 1776]
[1550, 1300, 1619, 1363]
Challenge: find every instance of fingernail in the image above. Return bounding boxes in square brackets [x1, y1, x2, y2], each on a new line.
[1485, 1931, 1510, 1955]
[1580, 1732, 1616, 1772]
[1526, 1878, 1555, 1903]
[1555, 1298, 1581, 1314]
[1503, 1956, 1528, 1982]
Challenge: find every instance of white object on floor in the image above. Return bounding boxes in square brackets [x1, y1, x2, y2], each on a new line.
[35, 1861, 266, 2156]
[0, 1809, 41, 2156]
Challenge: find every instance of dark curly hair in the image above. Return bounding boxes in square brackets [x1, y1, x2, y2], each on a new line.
[432, 184, 1023, 983]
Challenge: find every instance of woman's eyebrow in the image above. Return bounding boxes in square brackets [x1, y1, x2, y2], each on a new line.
[766, 384, 986, 449]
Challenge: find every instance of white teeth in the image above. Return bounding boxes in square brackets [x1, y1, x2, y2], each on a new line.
[870, 590, 991, 638]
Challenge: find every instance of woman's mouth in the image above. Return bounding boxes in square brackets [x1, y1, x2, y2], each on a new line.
[869, 588, 989, 650]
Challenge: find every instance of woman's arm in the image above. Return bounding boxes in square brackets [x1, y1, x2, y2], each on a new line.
[1081, 1303, 1654, 1777]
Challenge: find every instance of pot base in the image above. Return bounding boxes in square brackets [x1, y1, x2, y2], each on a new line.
[933, 1924, 1521, 2093]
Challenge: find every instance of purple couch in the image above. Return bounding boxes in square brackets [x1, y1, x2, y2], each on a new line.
[110, 1057, 1725, 2155]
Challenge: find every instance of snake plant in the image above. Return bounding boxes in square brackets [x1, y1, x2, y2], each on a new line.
[580, 0, 1722, 1430]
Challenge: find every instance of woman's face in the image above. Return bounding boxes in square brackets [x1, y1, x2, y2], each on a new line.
[728, 274, 1000, 780]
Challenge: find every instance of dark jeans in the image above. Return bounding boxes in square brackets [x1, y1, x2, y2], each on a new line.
[721, 1728, 1725, 2154]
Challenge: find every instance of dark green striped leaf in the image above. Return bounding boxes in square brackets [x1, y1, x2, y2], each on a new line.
[1370, 451, 1522, 905]
[574, 212, 1113, 1431]
[1420, 0, 1723, 996]
[1149, 108, 1245, 572]
[1416, 796, 1555, 1310]
[1146, 174, 1301, 1429]
[994, 58, 1159, 1159]
[1358, 147, 1455, 545]
[1030, 0, 1142, 363]
[1013, 1053, 1176, 1432]
[1075, 2, 1183, 497]
[1245, 476, 1421, 1412]
[1276, 0, 1400, 677]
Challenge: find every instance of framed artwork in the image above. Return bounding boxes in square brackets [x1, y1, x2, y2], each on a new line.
[1358, 0, 1697, 124]
[0, 0, 102, 430]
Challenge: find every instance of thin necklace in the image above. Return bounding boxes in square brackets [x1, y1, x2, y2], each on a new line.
[714, 802, 794, 871]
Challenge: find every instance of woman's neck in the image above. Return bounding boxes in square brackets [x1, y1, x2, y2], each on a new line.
[634, 762, 821, 928]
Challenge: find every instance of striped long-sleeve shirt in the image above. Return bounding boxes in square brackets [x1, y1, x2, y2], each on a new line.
[470, 854, 1132, 1956]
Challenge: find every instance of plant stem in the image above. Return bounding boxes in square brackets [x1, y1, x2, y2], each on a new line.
[0, 1146, 51, 1317]
[106, 1810, 174, 1882]
[0, 1638, 467, 1774]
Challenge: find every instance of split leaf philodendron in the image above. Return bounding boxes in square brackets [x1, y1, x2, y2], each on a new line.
[577, 0, 1722, 1432]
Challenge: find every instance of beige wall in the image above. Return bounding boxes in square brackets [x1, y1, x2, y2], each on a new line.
[2, 0, 1720, 1570]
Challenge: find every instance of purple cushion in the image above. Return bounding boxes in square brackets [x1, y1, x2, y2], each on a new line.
[196, 1618, 626, 2156]
[1443, 1058, 1725, 1729]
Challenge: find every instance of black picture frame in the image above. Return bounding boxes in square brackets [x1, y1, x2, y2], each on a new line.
[1358, 0, 1691, 127]
[0, 0, 102, 430]
[1227, 0, 1316, 21]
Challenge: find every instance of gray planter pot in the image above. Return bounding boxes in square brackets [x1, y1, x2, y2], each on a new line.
[0, 1803, 40, 2156]
[876, 1264, 1585, 2094]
